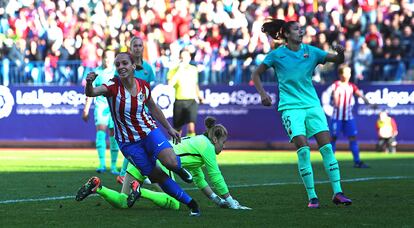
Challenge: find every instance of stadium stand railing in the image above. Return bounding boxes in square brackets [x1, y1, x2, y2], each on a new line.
[1, 58, 413, 86]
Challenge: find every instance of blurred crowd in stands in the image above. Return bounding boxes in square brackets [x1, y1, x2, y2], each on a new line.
[0, 0, 414, 86]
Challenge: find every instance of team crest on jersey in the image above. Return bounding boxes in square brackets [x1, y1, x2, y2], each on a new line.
[138, 93, 144, 102]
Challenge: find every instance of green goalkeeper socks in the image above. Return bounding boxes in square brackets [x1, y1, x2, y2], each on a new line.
[96, 186, 128, 209]
[319, 144, 343, 194]
[96, 186, 180, 210]
[95, 130, 106, 169]
[141, 188, 180, 210]
[297, 146, 317, 200]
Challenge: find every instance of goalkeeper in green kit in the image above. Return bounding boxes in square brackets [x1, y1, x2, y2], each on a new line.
[76, 116, 251, 210]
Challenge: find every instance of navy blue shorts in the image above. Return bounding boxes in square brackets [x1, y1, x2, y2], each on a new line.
[118, 128, 172, 176]
[330, 119, 358, 138]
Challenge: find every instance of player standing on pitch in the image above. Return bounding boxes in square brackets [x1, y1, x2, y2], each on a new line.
[251, 19, 352, 208]
[328, 64, 373, 168]
[82, 48, 120, 175]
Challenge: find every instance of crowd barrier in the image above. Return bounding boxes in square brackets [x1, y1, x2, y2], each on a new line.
[1, 58, 413, 86]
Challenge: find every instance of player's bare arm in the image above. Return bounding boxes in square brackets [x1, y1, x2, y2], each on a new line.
[82, 96, 93, 122]
[252, 63, 272, 106]
[147, 96, 181, 144]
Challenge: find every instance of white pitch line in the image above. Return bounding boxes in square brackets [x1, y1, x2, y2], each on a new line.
[0, 176, 412, 204]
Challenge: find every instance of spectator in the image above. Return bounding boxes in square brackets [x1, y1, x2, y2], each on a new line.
[383, 36, 406, 81]
[376, 111, 398, 154]
[359, 0, 378, 33]
[353, 42, 373, 82]
[1, 0, 413, 85]
[365, 23, 383, 51]
[0, 38, 11, 86]
[7, 39, 25, 84]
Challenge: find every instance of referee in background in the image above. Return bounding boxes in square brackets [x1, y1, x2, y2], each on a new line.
[167, 48, 204, 137]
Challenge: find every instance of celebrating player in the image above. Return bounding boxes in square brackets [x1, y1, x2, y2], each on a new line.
[116, 36, 157, 185]
[251, 19, 352, 208]
[82, 52, 200, 216]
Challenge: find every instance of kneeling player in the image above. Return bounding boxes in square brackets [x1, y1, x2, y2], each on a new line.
[75, 116, 250, 210]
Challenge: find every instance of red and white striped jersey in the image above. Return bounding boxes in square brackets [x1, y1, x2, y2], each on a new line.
[330, 80, 360, 120]
[103, 78, 157, 143]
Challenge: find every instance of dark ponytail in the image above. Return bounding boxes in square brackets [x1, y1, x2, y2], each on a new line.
[261, 19, 296, 40]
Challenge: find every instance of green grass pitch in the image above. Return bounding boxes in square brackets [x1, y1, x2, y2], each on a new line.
[0, 149, 413, 227]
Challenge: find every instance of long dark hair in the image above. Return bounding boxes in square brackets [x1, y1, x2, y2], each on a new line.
[261, 19, 296, 40]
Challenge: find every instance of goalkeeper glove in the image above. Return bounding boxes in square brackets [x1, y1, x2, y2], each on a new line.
[209, 193, 227, 207]
[225, 195, 252, 210]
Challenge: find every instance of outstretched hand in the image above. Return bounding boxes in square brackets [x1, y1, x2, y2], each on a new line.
[223, 196, 252, 210]
[227, 199, 252, 210]
[211, 195, 227, 208]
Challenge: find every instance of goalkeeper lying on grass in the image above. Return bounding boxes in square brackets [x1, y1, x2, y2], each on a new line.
[75, 116, 251, 210]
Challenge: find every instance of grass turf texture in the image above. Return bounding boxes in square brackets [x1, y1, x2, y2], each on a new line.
[0, 149, 413, 227]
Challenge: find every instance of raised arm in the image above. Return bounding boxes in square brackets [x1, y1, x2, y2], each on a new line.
[251, 63, 272, 106]
[325, 45, 345, 64]
[85, 72, 108, 97]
